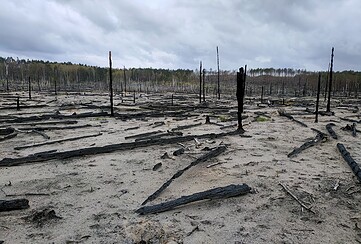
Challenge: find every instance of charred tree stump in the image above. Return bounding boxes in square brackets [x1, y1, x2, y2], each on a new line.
[326, 123, 338, 139]
[141, 145, 227, 205]
[288, 129, 327, 157]
[237, 67, 246, 132]
[136, 184, 251, 215]
[326, 47, 334, 112]
[315, 73, 321, 123]
[0, 199, 29, 212]
[109, 51, 114, 116]
[337, 143, 361, 182]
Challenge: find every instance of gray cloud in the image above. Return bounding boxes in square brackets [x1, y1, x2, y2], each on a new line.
[0, 0, 360, 71]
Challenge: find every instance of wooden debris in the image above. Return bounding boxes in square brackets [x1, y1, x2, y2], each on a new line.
[326, 123, 338, 139]
[14, 133, 102, 150]
[278, 109, 308, 127]
[0, 199, 29, 212]
[0, 127, 17, 142]
[125, 130, 162, 140]
[124, 126, 140, 131]
[279, 183, 315, 214]
[16, 124, 92, 131]
[206, 162, 224, 168]
[0, 131, 238, 167]
[134, 131, 183, 142]
[152, 163, 162, 171]
[337, 143, 361, 182]
[141, 145, 227, 205]
[341, 124, 360, 137]
[136, 184, 251, 215]
[171, 122, 202, 131]
[333, 180, 340, 191]
[287, 128, 326, 158]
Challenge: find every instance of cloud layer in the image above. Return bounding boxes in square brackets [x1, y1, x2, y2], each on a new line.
[0, 0, 360, 71]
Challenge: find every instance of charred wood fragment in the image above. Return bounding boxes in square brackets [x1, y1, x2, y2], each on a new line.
[278, 109, 308, 127]
[288, 129, 327, 158]
[0, 199, 29, 212]
[326, 123, 338, 139]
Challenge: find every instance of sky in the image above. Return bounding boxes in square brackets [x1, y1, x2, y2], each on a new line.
[0, 0, 360, 71]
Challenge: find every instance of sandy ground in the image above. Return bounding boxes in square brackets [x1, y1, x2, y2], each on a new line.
[0, 91, 361, 244]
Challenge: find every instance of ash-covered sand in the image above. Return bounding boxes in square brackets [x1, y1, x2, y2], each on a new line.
[1, 92, 361, 243]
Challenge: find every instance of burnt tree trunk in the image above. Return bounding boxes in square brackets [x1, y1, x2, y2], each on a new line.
[199, 61, 202, 103]
[315, 73, 321, 123]
[109, 51, 114, 116]
[0, 199, 29, 212]
[327, 47, 334, 112]
[237, 67, 246, 132]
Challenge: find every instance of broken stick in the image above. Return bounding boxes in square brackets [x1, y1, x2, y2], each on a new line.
[279, 183, 315, 214]
[136, 184, 251, 215]
[141, 145, 227, 205]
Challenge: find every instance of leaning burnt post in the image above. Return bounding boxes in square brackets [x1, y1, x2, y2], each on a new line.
[28, 76, 31, 100]
[109, 51, 114, 116]
[199, 61, 202, 103]
[237, 67, 246, 133]
[315, 72, 321, 123]
[326, 47, 334, 112]
[54, 66, 57, 96]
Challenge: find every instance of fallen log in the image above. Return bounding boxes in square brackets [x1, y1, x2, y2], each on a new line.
[0, 199, 30, 212]
[0, 112, 108, 124]
[341, 124, 360, 136]
[134, 131, 183, 142]
[278, 109, 308, 127]
[326, 123, 338, 139]
[16, 124, 92, 131]
[14, 133, 102, 150]
[171, 122, 202, 131]
[337, 143, 361, 182]
[136, 184, 251, 215]
[288, 128, 327, 157]
[125, 130, 162, 140]
[0, 131, 238, 167]
[141, 145, 227, 205]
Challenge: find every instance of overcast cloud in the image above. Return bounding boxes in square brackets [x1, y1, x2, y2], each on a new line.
[0, 0, 360, 71]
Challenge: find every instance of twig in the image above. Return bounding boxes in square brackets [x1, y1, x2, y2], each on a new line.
[279, 183, 315, 214]
[206, 162, 224, 168]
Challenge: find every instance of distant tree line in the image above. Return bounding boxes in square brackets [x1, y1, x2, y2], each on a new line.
[1, 56, 360, 98]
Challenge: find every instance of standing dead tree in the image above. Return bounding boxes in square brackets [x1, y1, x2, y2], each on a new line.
[326, 47, 334, 112]
[315, 73, 321, 123]
[109, 51, 114, 116]
[199, 61, 202, 103]
[217, 46, 220, 99]
[237, 67, 246, 132]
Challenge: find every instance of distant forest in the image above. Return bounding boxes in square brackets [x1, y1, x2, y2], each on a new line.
[1, 56, 361, 97]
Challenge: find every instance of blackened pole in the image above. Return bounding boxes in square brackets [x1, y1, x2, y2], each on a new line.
[109, 51, 114, 116]
[237, 67, 245, 132]
[28, 76, 31, 100]
[217, 46, 220, 99]
[123, 66, 127, 95]
[326, 47, 334, 112]
[315, 72, 321, 123]
[199, 61, 202, 103]
[202, 68, 205, 102]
